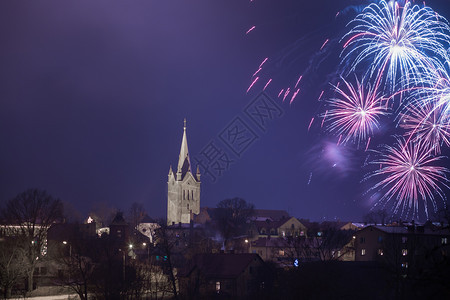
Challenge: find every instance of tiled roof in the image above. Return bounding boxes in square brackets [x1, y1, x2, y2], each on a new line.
[179, 253, 262, 278]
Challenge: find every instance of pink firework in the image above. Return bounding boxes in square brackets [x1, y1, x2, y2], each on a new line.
[365, 136, 449, 220]
[324, 76, 390, 146]
[400, 65, 450, 153]
[400, 101, 450, 155]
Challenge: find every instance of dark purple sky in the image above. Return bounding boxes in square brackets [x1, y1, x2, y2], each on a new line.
[1, 0, 449, 222]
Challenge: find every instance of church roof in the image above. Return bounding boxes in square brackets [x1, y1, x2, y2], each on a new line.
[177, 119, 192, 178]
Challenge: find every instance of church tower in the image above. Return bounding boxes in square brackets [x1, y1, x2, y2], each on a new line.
[167, 119, 201, 225]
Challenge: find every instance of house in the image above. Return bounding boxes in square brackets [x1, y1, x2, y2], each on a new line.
[249, 216, 307, 239]
[354, 224, 450, 268]
[178, 253, 268, 299]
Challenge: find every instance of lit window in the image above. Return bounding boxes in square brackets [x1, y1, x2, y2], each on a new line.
[442, 237, 448, 245]
[401, 262, 408, 269]
[378, 249, 384, 256]
[279, 250, 285, 256]
[402, 249, 408, 256]
[216, 281, 220, 293]
[300, 231, 305, 236]
[361, 249, 366, 256]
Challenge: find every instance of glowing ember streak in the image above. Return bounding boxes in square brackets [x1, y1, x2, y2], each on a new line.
[246, 26, 256, 35]
[308, 117, 315, 132]
[365, 137, 371, 152]
[263, 78, 272, 91]
[320, 39, 329, 50]
[259, 57, 268, 68]
[246, 77, 259, 93]
[278, 89, 284, 98]
[289, 88, 300, 104]
[252, 67, 262, 77]
[321, 110, 328, 128]
[365, 136, 449, 220]
[283, 88, 291, 102]
[318, 90, 324, 101]
[295, 75, 303, 88]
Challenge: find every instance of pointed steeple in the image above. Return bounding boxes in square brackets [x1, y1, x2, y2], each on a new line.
[196, 165, 201, 181]
[177, 118, 191, 179]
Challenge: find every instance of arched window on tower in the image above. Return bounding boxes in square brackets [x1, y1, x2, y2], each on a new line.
[183, 190, 185, 200]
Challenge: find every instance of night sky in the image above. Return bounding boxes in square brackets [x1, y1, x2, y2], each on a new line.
[1, 0, 450, 222]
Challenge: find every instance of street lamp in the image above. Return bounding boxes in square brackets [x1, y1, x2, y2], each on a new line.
[62, 241, 71, 257]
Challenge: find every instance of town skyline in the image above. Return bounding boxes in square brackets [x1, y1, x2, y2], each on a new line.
[1, 0, 450, 222]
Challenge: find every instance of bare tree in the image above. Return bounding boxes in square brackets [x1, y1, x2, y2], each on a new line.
[0, 237, 28, 298]
[127, 202, 146, 230]
[212, 198, 254, 248]
[0, 188, 63, 292]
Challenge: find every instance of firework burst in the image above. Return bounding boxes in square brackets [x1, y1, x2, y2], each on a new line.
[365, 136, 449, 220]
[399, 64, 450, 154]
[341, 0, 450, 91]
[324, 76, 390, 147]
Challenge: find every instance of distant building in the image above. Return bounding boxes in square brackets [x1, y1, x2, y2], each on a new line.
[178, 253, 268, 299]
[167, 119, 201, 225]
[354, 224, 450, 268]
[249, 216, 308, 239]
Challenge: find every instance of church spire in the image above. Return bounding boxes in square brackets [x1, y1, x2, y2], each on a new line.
[177, 118, 191, 178]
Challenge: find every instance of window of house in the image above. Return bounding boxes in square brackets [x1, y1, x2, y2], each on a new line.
[291, 224, 295, 229]
[187, 203, 189, 210]
[402, 249, 408, 256]
[183, 190, 185, 200]
[300, 231, 305, 236]
[442, 237, 448, 245]
[279, 250, 285, 256]
[191, 190, 194, 200]
[216, 281, 220, 293]
[377, 236, 383, 243]
[360, 237, 366, 244]
[401, 262, 408, 269]
[361, 249, 366, 256]
[378, 249, 384, 256]
[402, 236, 407, 243]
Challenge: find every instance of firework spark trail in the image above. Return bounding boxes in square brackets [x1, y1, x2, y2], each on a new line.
[318, 90, 324, 101]
[246, 26, 256, 35]
[341, 0, 450, 91]
[308, 117, 315, 132]
[278, 89, 284, 98]
[295, 75, 303, 88]
[308, 172, 313, 185]
[252, 68, 262, 77]
[321, 110, 328, 128]
[290, 88, 300, 104]
[320, 39, 329, 50]
[365, 136, 449, 220]
[263, 79, 272, 91]
[365, 137, 371, 152]
[246, 77, 259, 93]
[259, 57, 268, 68]
[283, 88, 291, 102]
[324, 76, 390, 146]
